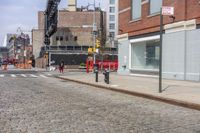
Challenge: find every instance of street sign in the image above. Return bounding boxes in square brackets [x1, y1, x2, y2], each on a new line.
[162, 6, 174, 16]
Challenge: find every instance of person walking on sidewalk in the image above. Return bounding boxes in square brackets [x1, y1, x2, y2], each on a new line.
[59, 60, 64, 73]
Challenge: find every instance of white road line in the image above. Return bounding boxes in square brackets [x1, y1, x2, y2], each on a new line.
[0, 75, 4, 78]
[30, 74, 38, 78]
[21, 74, 27, 77]
[40, 74, 47, 78]
[47, 74, 52, 76]
[11, 74, 17, 78]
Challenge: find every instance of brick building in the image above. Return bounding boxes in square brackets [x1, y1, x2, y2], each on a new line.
[117, 0, 200, 81]
[32, 0, 107, 67]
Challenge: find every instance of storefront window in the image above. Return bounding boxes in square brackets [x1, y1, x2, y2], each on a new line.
[131, 40, 159, 70]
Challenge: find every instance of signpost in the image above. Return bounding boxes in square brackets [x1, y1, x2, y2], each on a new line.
[159, 6, 174, 93]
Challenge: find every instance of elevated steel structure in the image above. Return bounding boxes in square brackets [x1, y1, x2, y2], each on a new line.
[44, 0, 61, 66]
[44, 0, 61, 45]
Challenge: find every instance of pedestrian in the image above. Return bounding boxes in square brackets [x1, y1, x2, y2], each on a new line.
[59, 60, 64, 73]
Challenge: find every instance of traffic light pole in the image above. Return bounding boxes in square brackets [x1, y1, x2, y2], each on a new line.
[93, 0, 96, 65]
[93, 33, 96, 65]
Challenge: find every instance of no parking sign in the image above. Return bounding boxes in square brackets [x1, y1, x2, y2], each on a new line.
[162, 6, 174, 16]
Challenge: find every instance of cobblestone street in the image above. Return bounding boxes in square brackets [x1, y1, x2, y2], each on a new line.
[1, 72, 200, 132]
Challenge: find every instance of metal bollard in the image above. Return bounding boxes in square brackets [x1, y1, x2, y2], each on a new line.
[95, 69, 98, 82]
[106, 70, 109, 84]
[103, 69, 109, 84]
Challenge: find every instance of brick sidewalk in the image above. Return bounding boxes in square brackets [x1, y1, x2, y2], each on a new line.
[52, 71, 200, 110]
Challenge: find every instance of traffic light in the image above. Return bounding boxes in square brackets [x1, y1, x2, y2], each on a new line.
[88, 48, 93, 54]
[95, 39, 101, 48]
[93, 47, 96, 53]
[44, 53, 48, 59]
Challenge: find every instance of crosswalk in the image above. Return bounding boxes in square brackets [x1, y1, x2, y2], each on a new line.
[30, 74, 38, 78]
[11, 74, 17, 78]
[0, 74, 51, 78]
[0, 75, 4, 78]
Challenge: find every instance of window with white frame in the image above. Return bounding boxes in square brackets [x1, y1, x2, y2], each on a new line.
[109, 0, 115, 4]
[109, 15, 115, 21]
[109, 7, 115, 13]
[131, 0, 141, 20]
[150, 0, 163, 15]
[109, 23, 115, 30]
[109, 32, 115, 38]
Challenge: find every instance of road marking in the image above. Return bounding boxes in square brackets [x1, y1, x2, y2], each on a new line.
[0, 75, 4, 78]
[47, 74, 52, 76]
[30, 74, 38, 78]
[21, 74, 27, 77]
[40, 74, 47, 78]
[11, 74, 17, 78]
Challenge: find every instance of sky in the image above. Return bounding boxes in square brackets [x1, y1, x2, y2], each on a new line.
[0, 0, 105, 47]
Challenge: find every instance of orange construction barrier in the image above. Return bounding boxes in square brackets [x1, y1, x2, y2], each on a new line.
[86, 59, 118, 73]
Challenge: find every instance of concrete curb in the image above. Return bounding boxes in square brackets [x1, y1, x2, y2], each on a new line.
[56, 76, 200, 111]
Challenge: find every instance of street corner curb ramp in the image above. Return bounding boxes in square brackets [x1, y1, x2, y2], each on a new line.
[56, 76, 200, 111]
